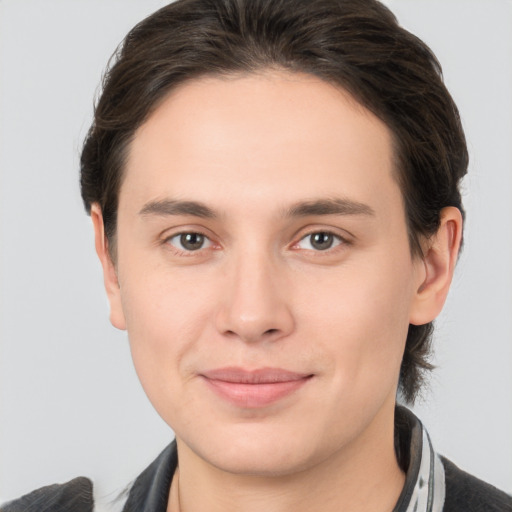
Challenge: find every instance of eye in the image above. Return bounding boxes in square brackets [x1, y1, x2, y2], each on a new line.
[167, 232, 213, 252]
[296, 231, 344, 251]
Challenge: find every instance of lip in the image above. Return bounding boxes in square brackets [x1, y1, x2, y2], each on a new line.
[200, 367, 313, 408]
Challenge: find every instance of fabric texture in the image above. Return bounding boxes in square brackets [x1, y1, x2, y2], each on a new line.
[0, 477, 93, 512]
[2, 408, 510, 511]
[392, 410, 445, 512]
[442, 457, 512, 512]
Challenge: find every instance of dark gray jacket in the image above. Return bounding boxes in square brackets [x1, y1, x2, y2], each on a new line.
[2, 409, 510, 511]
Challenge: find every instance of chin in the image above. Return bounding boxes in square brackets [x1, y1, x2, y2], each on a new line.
[179, 421, 331, 477]
[208, 447, 313, 477]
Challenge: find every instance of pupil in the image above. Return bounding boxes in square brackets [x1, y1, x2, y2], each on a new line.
[181, 233, 204, 250]
[311, 232, 333, 250]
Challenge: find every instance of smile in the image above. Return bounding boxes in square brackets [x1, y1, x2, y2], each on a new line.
[200, 367, 313, 408]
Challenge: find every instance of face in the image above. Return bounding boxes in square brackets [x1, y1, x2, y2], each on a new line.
[100, 72, 432, 476]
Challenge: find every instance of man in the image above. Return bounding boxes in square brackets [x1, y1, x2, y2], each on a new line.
[2, 0, 511, 511]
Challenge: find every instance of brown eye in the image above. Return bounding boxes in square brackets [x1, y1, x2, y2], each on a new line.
[167, 232, 212, 252]
[180, 233, 204, 250]
[310, 232, 334, 250]
[296, 231, 343, 251]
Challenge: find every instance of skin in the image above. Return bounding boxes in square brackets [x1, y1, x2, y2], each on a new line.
[92, 71, 462, 512]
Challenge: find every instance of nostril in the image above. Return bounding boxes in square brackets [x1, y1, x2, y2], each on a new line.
[264, 328, 279, 336]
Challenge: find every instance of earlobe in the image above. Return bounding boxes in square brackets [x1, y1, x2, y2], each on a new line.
[91, 204, 127, 331]
[409, 206, 463, 326]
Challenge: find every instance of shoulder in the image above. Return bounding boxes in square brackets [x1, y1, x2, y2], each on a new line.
[0, 477, 94, 512]
[0, 442, 178, 512]
[441, 456, 512, 512]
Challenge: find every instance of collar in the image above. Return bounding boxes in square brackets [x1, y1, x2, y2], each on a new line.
[393, 406, 446, 512]
[115, 407, 445, 512]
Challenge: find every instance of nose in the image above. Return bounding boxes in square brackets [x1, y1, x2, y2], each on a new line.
[215, 251, 295, 344]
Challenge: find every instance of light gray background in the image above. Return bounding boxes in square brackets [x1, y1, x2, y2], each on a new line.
[1, 0, 511, 502]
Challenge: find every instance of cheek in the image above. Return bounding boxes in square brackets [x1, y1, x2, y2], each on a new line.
[297, 256, 413, 396]
[117, 265, 217, 412]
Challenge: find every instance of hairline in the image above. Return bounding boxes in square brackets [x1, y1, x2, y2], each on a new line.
[103, 68, 425, 262]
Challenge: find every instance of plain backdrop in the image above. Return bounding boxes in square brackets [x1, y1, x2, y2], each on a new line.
[1, 0, 511, 503]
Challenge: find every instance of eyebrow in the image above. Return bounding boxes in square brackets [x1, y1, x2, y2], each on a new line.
[284, 198, 375, 218]
[139, 199, 216, 218]
[139, 197, 375, 219]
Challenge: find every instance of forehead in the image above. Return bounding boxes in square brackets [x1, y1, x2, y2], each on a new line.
[122, 71, 400, 216]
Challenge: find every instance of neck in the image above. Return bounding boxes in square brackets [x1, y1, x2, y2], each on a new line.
[170, 407, 405, 512]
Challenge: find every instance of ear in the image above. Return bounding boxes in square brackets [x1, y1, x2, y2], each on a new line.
[91, 204, 127, 330]
[409, 206, 463, 325]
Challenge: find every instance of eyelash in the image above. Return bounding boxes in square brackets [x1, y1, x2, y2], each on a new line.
[164, 231, 215, 256]
[163, 229, 350, 256]
[292, 230, 349, 253]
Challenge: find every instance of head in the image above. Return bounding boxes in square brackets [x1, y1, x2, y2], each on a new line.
[81, 0, 466, 474]
[81, 0, 468, 403]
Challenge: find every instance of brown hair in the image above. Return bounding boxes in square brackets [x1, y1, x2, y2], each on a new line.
[80, 0, 468, 403]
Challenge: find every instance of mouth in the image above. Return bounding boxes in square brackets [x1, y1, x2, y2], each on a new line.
[199, 367, 314, 408]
